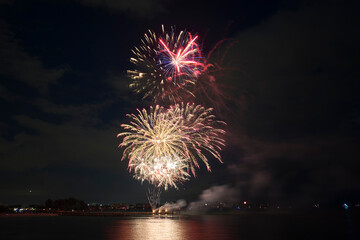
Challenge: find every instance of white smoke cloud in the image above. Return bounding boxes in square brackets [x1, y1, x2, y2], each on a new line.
[157, 199, 187, 212]
[187, 185, 239, 211]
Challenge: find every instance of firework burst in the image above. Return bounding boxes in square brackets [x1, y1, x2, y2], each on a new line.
[128, 25, 204, 104]
[167, 102, 226, 175]
[118, 103, 226, 182]
[118, 105, 187, 167]
[158, 32, 203, 84]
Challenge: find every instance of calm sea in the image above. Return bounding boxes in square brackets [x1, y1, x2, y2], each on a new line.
[1, 211, 359, 240]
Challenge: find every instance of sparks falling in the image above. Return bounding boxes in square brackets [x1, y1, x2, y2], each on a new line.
[130, 155, 190, 190]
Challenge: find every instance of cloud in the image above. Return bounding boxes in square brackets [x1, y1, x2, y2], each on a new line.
[0, 19, 122, 174]
[0, 114, 121, 171]
[76, 0, 166, 18]
[219, 2, 360, 204]
[0, 0, 12, 4]
[0, 20, 66, 95]
[226, 135, 360, 204]
[226, 2, 359, 151]
[0, 83, 18, 102]
[229, 2, 359, 115]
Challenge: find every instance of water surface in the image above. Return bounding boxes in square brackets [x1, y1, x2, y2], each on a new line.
[1, 211, 359, 240]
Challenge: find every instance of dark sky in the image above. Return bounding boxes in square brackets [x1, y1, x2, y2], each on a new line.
[0, 0, 359, 206]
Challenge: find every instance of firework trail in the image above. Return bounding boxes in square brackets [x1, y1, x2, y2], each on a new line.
[128, 25, 204, 104]
[118, 103, 226, 181]
[147, 187, 162, 211]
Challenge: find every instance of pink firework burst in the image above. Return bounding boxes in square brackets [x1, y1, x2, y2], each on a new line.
[128, 25, 205, 104]
[158, 33, 204, 84]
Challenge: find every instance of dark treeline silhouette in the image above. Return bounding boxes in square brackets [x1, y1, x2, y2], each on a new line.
[0, 198, 88, 213]
[45, 198, 88, 211]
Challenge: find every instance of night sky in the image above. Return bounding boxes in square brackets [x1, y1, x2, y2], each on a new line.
[1, 0, 359, 206]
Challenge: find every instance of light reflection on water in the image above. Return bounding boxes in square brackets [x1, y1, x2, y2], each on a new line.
[107, 215, 233, 240]
[1, 212, 357, 240]
[110, 216, 185, 240]
[105, 212, 360, 240]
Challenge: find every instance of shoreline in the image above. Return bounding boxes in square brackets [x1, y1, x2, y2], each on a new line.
[0, 213, 59, 217]
[0, 211, 168, 217]
[1, 208, 356, 218]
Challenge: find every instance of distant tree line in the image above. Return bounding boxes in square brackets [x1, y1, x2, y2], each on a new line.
[0, 205, 11, 212]
[45, 198, 88, 211]
[0, 198, 88, 212]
